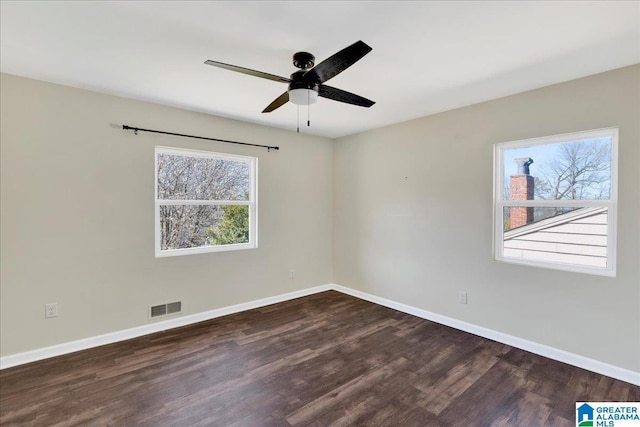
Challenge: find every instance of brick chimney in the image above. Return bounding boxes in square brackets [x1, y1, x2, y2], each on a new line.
[509, 157, 534, 228]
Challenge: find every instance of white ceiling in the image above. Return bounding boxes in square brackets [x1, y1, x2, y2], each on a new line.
[1, 1, 639, 139]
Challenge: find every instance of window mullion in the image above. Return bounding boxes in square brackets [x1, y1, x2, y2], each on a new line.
[156, 200, 251, 206]
[497, 200, 613, 208]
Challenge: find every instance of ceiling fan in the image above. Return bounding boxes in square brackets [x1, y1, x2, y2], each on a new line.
[204, 40, 375, 114]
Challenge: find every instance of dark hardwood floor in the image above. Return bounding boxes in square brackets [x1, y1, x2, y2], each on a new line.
[1, 291, 638, 426]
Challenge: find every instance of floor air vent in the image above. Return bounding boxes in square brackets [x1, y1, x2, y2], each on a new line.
[150, 301, 182, 319]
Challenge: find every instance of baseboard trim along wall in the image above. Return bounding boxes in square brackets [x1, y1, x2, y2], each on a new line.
[1, 283, 638, 386]
[0, 284, 333, 370]
[330, 284, 640, 386]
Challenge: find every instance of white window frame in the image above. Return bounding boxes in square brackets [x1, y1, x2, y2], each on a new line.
[155, 146, 258, 257]
[493, 128, 618, 277]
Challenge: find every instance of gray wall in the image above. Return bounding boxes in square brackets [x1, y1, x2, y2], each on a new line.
[2, 66, 639, 374]
[333, 65, 640, 372]
[0, 73, 333, 356]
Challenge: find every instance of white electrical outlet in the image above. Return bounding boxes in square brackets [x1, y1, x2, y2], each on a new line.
[458, 291, 468, 304]
[289, 269, 295, 279]
[45, 302, 58, 318]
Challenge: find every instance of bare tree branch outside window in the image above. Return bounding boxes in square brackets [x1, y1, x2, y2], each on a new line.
[534, 139, 611, 201]
[156, 152, 251, 251]
[503, 137, 611, 228]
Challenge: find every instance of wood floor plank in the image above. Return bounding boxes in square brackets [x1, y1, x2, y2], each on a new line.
[1, 291, 638, 426]
[413, 341, 510, 415]
[285, 357, 410, 425]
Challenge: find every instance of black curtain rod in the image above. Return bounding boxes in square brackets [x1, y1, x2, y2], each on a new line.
[122, 125, 279, 152]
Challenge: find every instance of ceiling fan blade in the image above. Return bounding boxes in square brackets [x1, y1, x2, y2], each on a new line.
[262, 91, 290, 113]
[318, 85, 375, 107]
[204, 60, 291, 83]
[303, 40, 372, 84]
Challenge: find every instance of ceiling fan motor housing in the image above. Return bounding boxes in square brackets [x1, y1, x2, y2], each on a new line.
[293, 51, 315, 70]
[288, 70, 319, 105]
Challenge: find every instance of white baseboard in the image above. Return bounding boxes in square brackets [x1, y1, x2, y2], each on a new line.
[2, 282, 638, 386]
[330, 284, 640, 386]
[0, 284, 332, 370]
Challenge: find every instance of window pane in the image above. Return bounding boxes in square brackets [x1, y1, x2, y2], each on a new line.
[503, 137, 611, 201]
[502, 206, 608, 268]
[159, 205, 249, 250]
[503, 206, 580, 232]
[157, 154, 249, 201]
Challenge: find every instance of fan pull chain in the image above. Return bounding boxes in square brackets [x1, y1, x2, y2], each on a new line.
[296, 105, 300, 133]
[307, 91, 311, 127]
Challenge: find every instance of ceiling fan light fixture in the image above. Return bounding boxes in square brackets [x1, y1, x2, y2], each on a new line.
[288, 88, 318, 106]
[205, 40, 375, 115]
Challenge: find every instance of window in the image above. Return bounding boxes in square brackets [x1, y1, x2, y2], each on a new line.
[493, 128, 617, 276]
[155, 146, 257, 257]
